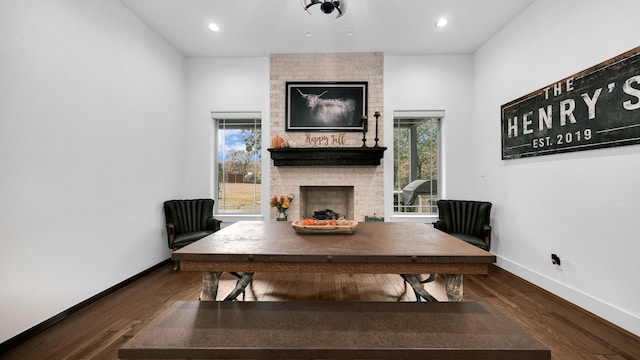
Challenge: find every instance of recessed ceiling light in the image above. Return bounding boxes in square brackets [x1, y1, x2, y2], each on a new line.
[345, 31, 354, 37]
[435, 18, 448, 28]
[305, 31, 313, 37]
[208, 22, 220, 32]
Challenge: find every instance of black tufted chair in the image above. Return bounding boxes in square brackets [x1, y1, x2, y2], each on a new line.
[433, 200, 492, 251]
[163, 199, 221, 251]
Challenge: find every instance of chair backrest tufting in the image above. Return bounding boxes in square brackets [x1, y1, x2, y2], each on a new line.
[436, 200, 492, 237]
[163, 199, 214, 235]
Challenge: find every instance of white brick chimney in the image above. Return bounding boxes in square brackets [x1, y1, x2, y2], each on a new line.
[269, 53, 385, 221]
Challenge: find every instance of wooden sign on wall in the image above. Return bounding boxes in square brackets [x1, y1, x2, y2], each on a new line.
[501, 47, 640, 160]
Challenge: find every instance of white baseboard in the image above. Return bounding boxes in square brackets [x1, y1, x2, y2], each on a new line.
[495, 256, 639, 337]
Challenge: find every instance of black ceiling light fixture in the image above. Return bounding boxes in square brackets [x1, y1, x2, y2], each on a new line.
[301, 0, 347, 18]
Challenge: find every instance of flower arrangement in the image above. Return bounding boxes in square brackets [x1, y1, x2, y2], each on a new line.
[270, 193, 294, 212]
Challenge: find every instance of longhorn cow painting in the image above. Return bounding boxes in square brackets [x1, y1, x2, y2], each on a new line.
[286, 82, 367, 132]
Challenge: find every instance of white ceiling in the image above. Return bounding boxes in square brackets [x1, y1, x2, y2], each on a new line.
[119, 0, 535, 57]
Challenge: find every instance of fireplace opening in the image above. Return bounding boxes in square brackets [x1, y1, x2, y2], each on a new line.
[300, 186, 354, 220]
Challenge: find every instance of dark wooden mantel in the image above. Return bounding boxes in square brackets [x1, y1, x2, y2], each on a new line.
[268, 147, 387, 166]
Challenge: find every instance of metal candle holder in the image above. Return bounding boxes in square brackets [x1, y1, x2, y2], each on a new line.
[361, 116, 368, 147]
[374, 111, 381, 147]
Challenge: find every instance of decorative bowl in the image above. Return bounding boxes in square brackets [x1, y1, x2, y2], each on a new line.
[291, 220, 358, 235]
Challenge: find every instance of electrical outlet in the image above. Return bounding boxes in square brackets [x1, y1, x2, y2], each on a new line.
[551, 253, 561, 266]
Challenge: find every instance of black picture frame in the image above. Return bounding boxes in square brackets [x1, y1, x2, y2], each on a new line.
[285, 82, 368, 132]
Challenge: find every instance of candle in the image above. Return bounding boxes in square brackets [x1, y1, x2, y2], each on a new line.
[374, 111, 380, 117]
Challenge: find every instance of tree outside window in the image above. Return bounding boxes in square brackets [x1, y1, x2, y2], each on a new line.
[394, 115, 440, 214]
[215, 117, 261, 214]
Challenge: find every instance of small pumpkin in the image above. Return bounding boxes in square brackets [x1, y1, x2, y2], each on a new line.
[271, 135, 285, 149]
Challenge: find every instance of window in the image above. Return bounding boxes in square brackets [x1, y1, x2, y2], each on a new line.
[393, 111, 442, 215]
[213, 113, 262, 214]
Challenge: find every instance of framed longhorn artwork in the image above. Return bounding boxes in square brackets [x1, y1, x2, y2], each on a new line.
[285, 82, 368, 132]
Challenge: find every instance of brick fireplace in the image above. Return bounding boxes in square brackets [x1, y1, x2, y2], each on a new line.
[300, 186, 354, 220]
[269, 52, 385, 221]
[271, 166, 383, 221]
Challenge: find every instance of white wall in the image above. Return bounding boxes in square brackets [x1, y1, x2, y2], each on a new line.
[384, 54, 476, 220]
[184, 57, 270, 221]
[473, 0, 640, 335]
[0, 0, 186, 343]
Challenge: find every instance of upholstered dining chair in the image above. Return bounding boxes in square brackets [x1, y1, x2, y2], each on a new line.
[164, 199, 221, 270]
[402, 200, 492, 301]
[433, 199, 492, 251]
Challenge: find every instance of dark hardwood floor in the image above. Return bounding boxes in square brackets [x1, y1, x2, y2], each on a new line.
[2, 263, 639, 360]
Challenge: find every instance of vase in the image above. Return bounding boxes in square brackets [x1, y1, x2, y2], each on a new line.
[275, 209, 288, 221]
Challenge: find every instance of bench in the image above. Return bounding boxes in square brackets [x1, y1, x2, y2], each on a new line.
[119, 301, 550, 360]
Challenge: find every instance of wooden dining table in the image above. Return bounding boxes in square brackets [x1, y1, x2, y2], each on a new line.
[172, 221, 496, 302]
